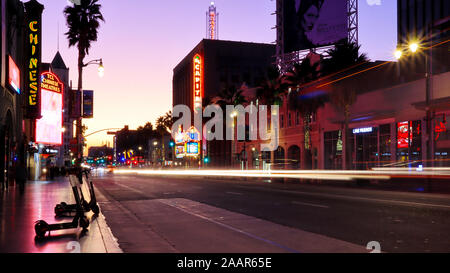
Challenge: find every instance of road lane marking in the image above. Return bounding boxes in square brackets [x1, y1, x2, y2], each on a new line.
[292, 201, 329, 209]
[227, 191, 243, 195]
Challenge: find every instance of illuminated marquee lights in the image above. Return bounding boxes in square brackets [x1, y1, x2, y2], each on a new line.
[36, 72, 64, 145]
[193, 54, 203, 112]
[209, 12, 216, 39]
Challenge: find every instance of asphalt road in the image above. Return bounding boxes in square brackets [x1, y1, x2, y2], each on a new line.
[93, 173, 450, 253]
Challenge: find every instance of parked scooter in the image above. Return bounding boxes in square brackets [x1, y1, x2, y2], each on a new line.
[54, 168, 100, 216]
[34, 174, 89, 238]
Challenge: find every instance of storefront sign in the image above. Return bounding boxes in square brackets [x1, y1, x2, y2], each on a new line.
[353, 127, 373, 134]
[36, 72, 64, 145]
[24, 0, 44, 118]
[193, 54, 203, 112]
[7, 56, 21, 94]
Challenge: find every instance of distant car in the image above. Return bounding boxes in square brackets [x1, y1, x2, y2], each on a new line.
[106, 165, 116, 173]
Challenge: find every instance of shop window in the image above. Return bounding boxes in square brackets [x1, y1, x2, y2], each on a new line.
[324, 131, 343, 170]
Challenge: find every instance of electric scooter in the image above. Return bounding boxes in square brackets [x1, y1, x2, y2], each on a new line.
[54, 168, 100, 216]
[34, 174, 89, 238]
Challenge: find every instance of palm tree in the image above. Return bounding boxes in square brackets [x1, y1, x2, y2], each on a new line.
[64, 0, 104, 163]
[322, 42, 368, 169]
[213, 85, 248, 109]
[256, 66, 287, 107]
[285, 57, 327, 169]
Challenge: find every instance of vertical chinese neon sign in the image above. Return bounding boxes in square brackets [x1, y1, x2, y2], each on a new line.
[24, 0, 44, 119]
[193, 54, 203, 113]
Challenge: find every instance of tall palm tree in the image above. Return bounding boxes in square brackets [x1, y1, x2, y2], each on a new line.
[323, 42, 368, 169]
[256, 66, 287, 107]
[285, 57, 327, 169]
[64, 0, 104, 164]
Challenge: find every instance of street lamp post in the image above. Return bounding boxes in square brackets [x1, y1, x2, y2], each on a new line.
[75, 59, 104, 166]
[395, 28, 434, 167]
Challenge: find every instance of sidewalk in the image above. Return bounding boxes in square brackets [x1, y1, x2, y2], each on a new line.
[0, 177, 122, 253]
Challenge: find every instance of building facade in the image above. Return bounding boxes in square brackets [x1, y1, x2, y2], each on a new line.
[0, 0, 27, 187]
[172, 39, 276, 167]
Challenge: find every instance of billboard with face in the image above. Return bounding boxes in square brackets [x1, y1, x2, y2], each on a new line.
[36, 72, 64, 145]
[283, 0, 348, 53]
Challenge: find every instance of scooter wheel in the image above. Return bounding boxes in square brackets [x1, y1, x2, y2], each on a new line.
[79, 216, 89, 229]
[54, 204, 65, 216]
[92, 204, 100, 215]
[35, 220, 49, 238]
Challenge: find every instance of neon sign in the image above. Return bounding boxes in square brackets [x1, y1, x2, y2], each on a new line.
[8, 56, 21, 94]
[27, 21, 41, 114]
[209, 12, 216, 39]
[24, 0, 44, 119]
[193, 54, 203, 112]
[353, 127, 373, 134]
[36, 72, 64, 145]
[435, 115, 447, 141]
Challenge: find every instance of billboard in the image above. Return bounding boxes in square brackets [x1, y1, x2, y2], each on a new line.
[397, 121, 411, 149]
[7, 56, 21, 94]
[36, 72, 64, 145]
[283, 0, 348, 53]
[82, 90, 94, 118]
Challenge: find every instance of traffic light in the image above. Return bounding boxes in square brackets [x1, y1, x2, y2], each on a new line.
[204, 157, 210, 164]
[169, 141, 175, 148]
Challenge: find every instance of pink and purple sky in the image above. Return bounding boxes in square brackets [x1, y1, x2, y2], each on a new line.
[38, 0, 397, 149]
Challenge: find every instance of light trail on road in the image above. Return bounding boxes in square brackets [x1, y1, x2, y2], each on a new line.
[111, 168, 450, 181]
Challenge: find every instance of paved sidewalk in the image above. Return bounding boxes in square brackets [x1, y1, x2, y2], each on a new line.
[0, 178, 122, 253]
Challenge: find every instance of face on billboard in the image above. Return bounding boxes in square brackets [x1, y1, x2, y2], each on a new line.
[283, 0, 348, 53]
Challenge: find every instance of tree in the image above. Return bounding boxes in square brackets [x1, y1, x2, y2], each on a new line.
[64, 0, 104, 163]
[256, 66, 287, 107]
[322, 42, 368, 169]
[213, 85, 248, 109]
[285, 57, 327, 169]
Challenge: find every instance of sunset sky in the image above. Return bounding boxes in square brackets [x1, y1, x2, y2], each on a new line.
[38, 0, 397, 150]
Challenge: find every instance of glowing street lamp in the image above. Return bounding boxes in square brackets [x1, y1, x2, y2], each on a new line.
[409, 42, 419, 53]
[394, 49, 403, 60]
[98, 59, 105, 77]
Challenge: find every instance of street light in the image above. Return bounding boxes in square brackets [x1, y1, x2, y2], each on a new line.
[394, 49, 403, 60]
[395, 37, 434, 166]
[75, 58, 104, 166]
[409, 42, 419, 53]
